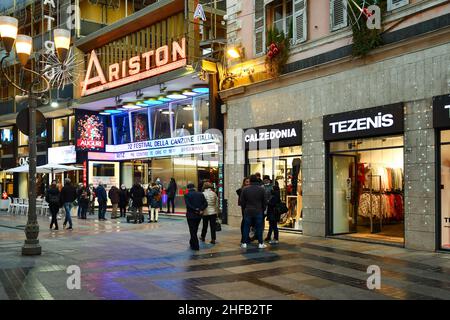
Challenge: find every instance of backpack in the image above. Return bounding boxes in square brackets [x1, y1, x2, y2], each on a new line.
[275, 202, 288, 215]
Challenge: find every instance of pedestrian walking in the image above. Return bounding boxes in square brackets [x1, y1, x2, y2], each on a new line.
[78, 185, 90, 220]
[46, 180, 61, 230]
[60, 178, 77, 230]
[96, 183, 108, 221]
[108, 185, 120, 219]
[265, 185, 281, 244]
[239, 175, 268, 249]
[184, 183, 208, 251]
[236, 177, 250, 245]
[200, 182, 219, 244]
[119, 185, 129, 217]
[130, 182, 145, 223]
[147, 183, 162, 223]
[166, 177, 177, 213]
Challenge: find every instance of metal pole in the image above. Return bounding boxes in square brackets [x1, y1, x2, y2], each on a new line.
[22, 87, 41, 256]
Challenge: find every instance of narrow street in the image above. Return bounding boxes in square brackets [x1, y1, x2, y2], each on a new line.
[0, 213, 449, 300]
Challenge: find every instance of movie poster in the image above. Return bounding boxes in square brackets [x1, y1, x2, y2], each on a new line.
[75, 110, 105, 151]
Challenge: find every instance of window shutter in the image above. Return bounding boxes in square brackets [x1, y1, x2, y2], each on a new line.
[254, 0, 266, 56]
[330, 0, 347, 31]
[293, 0, 307, 44]
[388, 0, 409, 11]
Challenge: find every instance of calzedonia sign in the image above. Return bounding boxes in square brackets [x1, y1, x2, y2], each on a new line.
[244, 121, 302, 150]
[433, 94, 450, 128]
[323, 104, 404, 141]
[81, 38, 187, 96]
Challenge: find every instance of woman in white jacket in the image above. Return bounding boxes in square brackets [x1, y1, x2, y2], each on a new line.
[200, 182, 219, 244]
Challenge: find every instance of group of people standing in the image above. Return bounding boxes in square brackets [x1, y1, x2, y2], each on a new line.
[236, 173, 282, 249]
[184, 182, 220, 251]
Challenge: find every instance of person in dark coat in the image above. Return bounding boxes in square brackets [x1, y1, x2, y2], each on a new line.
[129, 182, 145, 223]
[60, 178, 77, 230]
[184, 183, 208, 251]
[265, 185, 281, 244]
[96, 183, 108, 221]
[108, 185, 120, 219]
[77, 185, 90, 220]
[236, 177, 250, 245]
[119, 185, 129, 218]
[46, 180, 61, 230]
[239, 175, 267, 249]
[166, 178, 177, 213]
[147, 183, 162, 223]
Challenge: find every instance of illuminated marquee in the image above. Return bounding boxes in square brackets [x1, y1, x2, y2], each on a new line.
[81, 38, 187, 96]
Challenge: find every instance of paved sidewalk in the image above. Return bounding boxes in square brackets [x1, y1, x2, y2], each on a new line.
[0, 213, 449, 300]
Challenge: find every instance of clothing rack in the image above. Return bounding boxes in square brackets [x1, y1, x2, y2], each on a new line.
[369, 175, 383, 234]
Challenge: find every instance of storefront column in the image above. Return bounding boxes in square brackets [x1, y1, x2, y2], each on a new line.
[404, 100, 436, 251]
[302, 117, 326, 237]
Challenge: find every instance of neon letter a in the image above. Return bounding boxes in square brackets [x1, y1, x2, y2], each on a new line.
[81, 50, 107, 96]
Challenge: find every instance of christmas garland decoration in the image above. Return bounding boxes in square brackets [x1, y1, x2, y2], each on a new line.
[350, 0, 387, 57]
[265, 28, 291, 77]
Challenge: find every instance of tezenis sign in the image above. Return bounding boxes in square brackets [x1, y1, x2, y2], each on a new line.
[81, 38, 187, 96]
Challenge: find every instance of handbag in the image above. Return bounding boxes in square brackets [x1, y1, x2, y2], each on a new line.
[215, 217, 222, 232]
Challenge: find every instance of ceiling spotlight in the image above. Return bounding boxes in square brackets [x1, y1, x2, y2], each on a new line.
[182, 89, 198, 97]
[50, 101, 59, 108]
[166, 92, 187, 100]
[123, 103, 142, 110]
[158, 96, 172, 102]
[161, 110, 174, 115]
[192, 86, 209, 94]
[183, 104, 194, 111]
[144, 98, 164, 106]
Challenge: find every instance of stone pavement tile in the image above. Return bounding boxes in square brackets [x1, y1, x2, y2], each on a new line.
[223, 257, 300, 274]
[198, 281, 282, 300]
[116, 278, 182, 300]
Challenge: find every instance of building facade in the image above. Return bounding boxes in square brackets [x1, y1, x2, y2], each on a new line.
[221, 0, 450, 252]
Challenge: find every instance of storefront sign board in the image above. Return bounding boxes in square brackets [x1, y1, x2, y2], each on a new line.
[243, 121, 302, 150]
[433, 94, 450, 128]
[323, 104, 404, 141]
[48, 145, 76, 164]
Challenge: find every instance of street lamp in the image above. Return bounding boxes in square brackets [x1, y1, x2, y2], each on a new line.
[0, 15, 70, 256]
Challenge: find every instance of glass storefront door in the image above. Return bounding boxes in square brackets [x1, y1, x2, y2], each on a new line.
[439, 130, 450, 250]
[331, 155, 357, 234]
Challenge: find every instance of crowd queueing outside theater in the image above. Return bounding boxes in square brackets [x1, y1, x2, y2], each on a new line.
[41, 172, 286, 251]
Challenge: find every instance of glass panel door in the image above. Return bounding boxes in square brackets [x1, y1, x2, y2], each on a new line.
[331, 155, 357, 234]
[440, 144, 450, 250]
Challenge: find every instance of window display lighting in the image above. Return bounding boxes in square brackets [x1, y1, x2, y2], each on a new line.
[192, 86, 209, 94]
[166, 92, 187, 100]
[144, 98, 164, 106]
[182, 89, 198, 96]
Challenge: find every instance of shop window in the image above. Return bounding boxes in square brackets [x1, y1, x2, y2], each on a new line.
[248, 146, 303, 230]
[0, 126, 14, 156]
[37, 129, 47, 153]
[150, 105, 172, 140]
[329, 135, 405, 244]
[53, 117, 69, 143]
[193, 95, 209, 135]
[18, 131, 28, 146]
[93, 163, 115, 177]
[131, 109, 150, 142]
[113, 113, 132, 145]
[173, 101, 195, 137]
[69, 116, 75, 141]
[440, 130, 450, 250]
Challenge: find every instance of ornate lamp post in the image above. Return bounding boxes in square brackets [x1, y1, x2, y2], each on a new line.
[0, 16, 70, 255]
